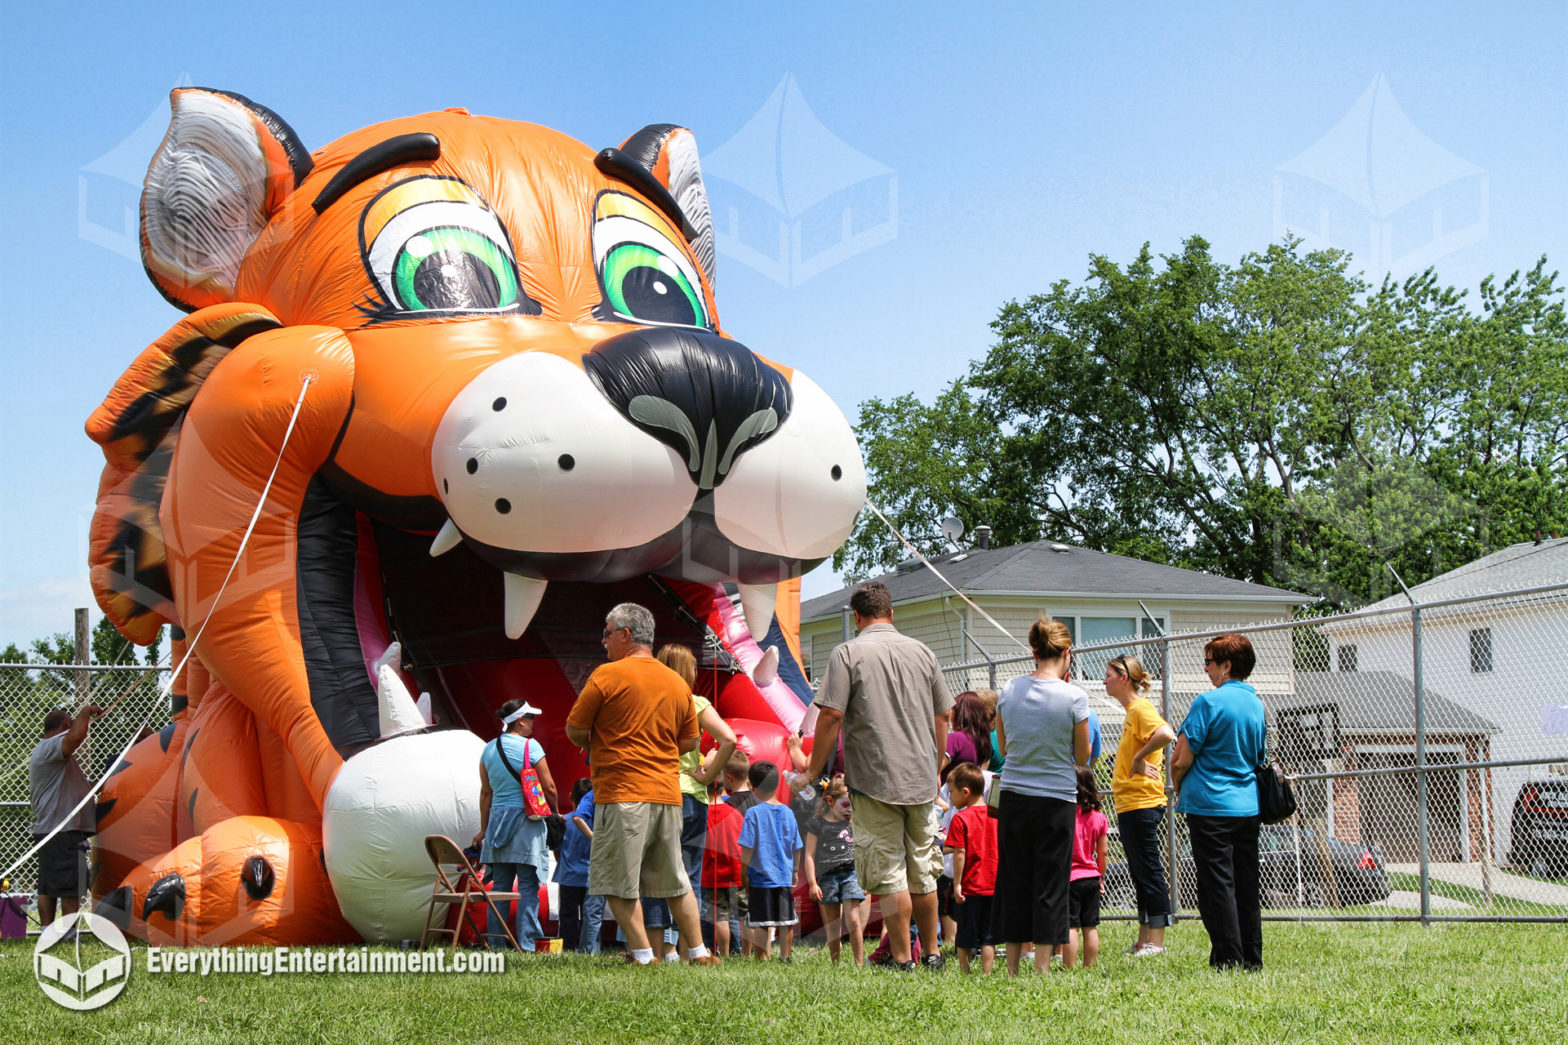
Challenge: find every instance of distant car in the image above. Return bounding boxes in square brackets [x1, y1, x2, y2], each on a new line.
[1105, 822, 1390, 910]
[1509, 779, 1568, 876]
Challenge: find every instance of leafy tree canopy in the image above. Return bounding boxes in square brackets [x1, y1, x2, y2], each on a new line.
[837, 237, 1567, 609]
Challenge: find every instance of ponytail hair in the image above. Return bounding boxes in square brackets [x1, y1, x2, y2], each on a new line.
[1107, 654, 1152, 695]
[1029, 616, 1072, 661]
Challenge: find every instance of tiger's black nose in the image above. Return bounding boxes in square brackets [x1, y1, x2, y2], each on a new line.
[583, 328, 793, 490]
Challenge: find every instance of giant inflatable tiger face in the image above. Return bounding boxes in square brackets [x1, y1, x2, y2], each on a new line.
[134, 92, 863, 637]
[85, 91, 863, 945]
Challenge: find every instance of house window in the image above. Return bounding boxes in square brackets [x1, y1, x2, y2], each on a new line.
[1469, 628, 1493, 673]
[1338, 644, 1358, 673]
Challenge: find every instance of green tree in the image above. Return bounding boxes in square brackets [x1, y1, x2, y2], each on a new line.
[842, 238, 1568, 607]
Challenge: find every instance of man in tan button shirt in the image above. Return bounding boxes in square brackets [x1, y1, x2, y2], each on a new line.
[793, 582, 953, 970]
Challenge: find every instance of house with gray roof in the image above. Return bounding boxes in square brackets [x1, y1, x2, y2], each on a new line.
[800, 540, 1313, 722]
[1318, 538, 1568, 867]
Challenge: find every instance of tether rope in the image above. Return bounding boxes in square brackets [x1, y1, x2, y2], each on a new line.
[3, 374, 315, 883]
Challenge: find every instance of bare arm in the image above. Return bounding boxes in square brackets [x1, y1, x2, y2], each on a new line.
[690, 705, 738, 786]
[949, 848, 967, 904]
[804, 831, 821, 899]
[565, 723, 590, 748]
[793, 706, 845, 790]
[533, 753, 558, 811]
[61, 705, 103, 758]
[995, 716, 1008, 757]
[1170, 734, 1195, 793]
[934, 710, 952, 772]
[1072, 718, 1091, 767]
[472, 763, 493, 848]
[1133, 724, 1178, 779]
[572, 815, 593, 841]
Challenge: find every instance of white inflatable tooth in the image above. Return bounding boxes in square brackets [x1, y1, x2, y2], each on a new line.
[504, 573, 548, 639]
[416, 692, 433, 726]
[372, 640, 402, 677]
[429, 518, 463, 557]
[752, 645, 780, 687]
[737, 582, 777, 641]
[377, 664, 426, 739]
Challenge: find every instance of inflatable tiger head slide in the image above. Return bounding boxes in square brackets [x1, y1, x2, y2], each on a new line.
[85, 89, 864, 945]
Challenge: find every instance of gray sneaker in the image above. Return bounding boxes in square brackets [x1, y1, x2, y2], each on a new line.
[1132, 944, 1167, 958]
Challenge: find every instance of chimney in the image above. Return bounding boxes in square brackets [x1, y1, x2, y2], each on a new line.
[974, 525, 992, 550]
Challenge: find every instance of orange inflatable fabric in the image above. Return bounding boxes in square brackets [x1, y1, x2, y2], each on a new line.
[87, 89, 863, 945]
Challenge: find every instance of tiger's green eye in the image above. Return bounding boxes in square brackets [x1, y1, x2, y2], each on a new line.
[392, 227, 520, 312]
[602, 243, 706, 327]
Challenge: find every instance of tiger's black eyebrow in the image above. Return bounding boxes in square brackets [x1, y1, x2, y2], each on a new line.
[312, 133, 442, 214]
[594, 147, 697, 240]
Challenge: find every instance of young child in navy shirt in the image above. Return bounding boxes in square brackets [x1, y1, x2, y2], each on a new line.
[737, 761, 802, 961]
[553, 778, 599, 952]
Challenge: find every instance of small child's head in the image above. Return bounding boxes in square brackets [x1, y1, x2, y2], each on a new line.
[947, 762, 985, 807]
[570, 777, 592, 804]
[723, 749, 752, 792]
[748, 760, 780, 800]
[1075, 766, 1100, 811]
[815, 776, 851, 820]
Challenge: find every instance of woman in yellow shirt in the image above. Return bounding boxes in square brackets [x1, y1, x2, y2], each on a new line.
[1106, 654, 1176, 957]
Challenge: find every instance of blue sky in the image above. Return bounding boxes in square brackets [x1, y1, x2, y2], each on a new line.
[1, 1, 1563, 644]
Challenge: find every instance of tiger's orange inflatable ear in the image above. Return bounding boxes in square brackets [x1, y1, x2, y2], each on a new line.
[600, 125, 717, 293]
[140, 89, 313, 312]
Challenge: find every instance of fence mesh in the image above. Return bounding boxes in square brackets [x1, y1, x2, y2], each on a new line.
[0, 663, 169, 912]
[942, 581, 1568, 921]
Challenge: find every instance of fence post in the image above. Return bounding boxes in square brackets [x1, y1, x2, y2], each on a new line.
[1158, 624, 1177, 920]
[1388, 567, 1431, 926]
[74, 608, 90, 709]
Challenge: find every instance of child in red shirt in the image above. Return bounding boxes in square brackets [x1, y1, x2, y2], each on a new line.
[943, 762, 999, 974]
[702, 783, 744, 958]
[1065, 766, 1109, 968]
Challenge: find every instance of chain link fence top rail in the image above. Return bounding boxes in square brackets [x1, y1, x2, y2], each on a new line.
[941, 581, 1568, 922]
[0, 664, 170, 902]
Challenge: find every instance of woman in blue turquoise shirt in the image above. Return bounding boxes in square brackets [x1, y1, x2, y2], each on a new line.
[472, 698, 559, 951]
[1170, 634, 1266, 970]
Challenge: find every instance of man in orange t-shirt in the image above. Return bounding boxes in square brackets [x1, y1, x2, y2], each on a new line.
[565, 602, 712, 965]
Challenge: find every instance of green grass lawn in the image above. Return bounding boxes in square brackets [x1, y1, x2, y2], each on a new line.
[4, 922, 1565, 1044]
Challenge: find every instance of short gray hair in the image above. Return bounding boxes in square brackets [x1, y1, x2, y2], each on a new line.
[606, 602, 656, 647]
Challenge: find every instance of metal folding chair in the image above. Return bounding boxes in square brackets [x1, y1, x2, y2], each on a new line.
[419, 834, 524, 952]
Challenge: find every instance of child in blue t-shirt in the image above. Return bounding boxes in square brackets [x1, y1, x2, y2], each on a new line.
[552, 779, 599, 952]
[737, 760, 802, 961]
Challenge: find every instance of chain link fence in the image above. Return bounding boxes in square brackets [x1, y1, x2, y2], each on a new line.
[942, 581, 1568, 923]
[1, 662, 170, 914]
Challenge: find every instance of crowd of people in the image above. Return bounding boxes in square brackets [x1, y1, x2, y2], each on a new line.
[468, 583, 1270, 974]
[23, 582, 1269, 975]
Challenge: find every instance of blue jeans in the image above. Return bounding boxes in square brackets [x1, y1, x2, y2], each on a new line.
[488, 862, 542, 951]
[580, 893, 607, 953]
[643, 794, 707, 946]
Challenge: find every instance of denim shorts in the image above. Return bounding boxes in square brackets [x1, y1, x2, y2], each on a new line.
[818, 866, 864, 905]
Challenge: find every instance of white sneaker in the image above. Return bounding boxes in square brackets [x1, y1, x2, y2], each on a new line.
[1132, 944, 1166, 958]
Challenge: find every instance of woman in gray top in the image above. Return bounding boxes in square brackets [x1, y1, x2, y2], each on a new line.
[993, 617, 1092, 974]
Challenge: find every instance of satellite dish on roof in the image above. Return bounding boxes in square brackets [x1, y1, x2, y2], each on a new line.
[940, 517, 965, 545]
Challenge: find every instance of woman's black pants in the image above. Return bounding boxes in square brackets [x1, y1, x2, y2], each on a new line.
[1186, 813, 1262, 969]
